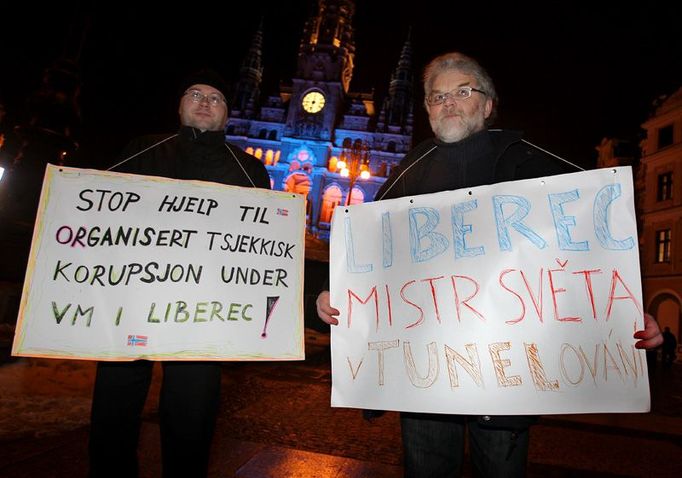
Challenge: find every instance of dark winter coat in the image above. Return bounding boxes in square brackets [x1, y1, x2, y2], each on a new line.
[377, 128, 577, 201]
[115, 125, 270, 189]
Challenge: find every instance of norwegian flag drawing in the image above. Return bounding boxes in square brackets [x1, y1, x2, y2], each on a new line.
[276, 208, 289, 216]
[127, 335, 148, 347]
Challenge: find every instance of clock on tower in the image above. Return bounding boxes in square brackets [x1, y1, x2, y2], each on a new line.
[301, 91, 326, 114]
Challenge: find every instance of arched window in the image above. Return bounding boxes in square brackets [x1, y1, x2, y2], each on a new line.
[387, 141, 396, 153]
[274, 150, 281, 165]
[342, 137, 352, 148]
[258, 129, 267, 139]
[226, 125, 235, 134]
[320, 185, 343, 223]
[254, 148, 263, 159]
[348, 186, 365, 205]
[265, 149, 274, 165]
[245, 147, 254, 155]
[328, 155, 338, 172]
[268, 130, 278, 140]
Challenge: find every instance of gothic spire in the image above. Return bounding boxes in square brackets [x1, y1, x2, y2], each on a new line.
[231, 19, 264, 118]
[297, 0, 356, 91]
[377, 28, 414, 133]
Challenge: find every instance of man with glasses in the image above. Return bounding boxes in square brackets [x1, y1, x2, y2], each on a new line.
[88, 69, 270, 478]
[316, 52, 663, 477]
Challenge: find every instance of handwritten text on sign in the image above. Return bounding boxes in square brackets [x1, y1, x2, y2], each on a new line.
[12, 165, 305, 361]
[329, 167, 649, 415]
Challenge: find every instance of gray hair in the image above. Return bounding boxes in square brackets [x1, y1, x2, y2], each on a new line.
[423, 52, 498, 124]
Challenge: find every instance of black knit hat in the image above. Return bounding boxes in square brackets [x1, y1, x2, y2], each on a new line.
[179, 68, 229, 100]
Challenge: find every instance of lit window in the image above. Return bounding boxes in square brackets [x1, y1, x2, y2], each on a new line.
[655, 229, 672, 263]
[328, 156, 338, 172]
[265, 150, 274, 166]
[657, 172, 673, 201]
[320, 186, 342, 223]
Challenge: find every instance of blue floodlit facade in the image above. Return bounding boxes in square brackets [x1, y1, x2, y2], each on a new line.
[225, 0, 414, 241]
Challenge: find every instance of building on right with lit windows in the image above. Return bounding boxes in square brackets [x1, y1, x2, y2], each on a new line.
[637, 87, 681, 351]
[598, 87, 682, 358]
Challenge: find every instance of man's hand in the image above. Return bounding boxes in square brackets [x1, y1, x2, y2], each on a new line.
[316, 291, 340, 326]
[634, 313, 663, 349]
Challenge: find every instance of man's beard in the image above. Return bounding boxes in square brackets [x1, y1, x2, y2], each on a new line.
[430, 108, 486, 143]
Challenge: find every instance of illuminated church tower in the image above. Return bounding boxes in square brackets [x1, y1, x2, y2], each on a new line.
[225, 0, 413, 240]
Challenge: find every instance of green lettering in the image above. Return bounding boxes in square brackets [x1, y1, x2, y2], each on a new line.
[194, 302, 208, 322]
[147, 303, 160, 323]
[174, 301, 189, 322]
[210, 302, 225, 321]
[228, 303, 241, 321]
[52, 302, 71, 324]
[242, 304, 253, 321]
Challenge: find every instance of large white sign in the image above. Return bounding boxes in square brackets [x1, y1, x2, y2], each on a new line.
[12, 165, 305, 361]
[329, 167, 649, 415]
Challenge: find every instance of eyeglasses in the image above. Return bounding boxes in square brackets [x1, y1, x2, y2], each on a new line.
[426, 86, 487, 106]
[184, 89, 225, 107]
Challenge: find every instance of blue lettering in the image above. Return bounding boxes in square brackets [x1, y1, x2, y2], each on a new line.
[344, 216, 373, 273]
[493, 195, 547, 251]
[382, 212, 393, 268]
[548, 190, 589, 251]
[409, 207, 449, 263]
[451, 200, 484, 258]
[593, 184, 634, 250]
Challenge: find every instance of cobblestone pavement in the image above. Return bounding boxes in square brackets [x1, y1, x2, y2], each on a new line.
[0, 329, 680, 477]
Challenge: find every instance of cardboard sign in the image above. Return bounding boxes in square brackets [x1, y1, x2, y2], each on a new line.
[329, 167, 649, 415]
[12, 165, 305, 361]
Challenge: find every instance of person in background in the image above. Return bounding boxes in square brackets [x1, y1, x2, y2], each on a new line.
[662, 326, 678, 367]
[316, 52, 664, 478]
[88, 69, 270, 478]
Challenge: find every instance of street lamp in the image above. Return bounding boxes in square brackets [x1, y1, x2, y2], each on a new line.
[337, 139, 371, 205]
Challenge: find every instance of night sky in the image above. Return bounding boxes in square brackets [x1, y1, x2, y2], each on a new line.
[1, 1, 680, 169]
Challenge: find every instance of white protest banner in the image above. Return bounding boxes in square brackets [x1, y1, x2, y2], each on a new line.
[329, 167, 649, 415]
[12, 165, 305, 361]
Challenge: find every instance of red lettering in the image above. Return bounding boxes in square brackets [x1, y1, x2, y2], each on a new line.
[400, 280, 424, 329]
[499, 269, 526, 325]
[384, 284, 393, 327]
[347, 286, 378, 330]
[421, 276, 446, 324]
[572, 269, 602, 319]
[450, 275, 485, 322]
[520, 268, 544, 323]
[605, 269, 642, 320]
[548, 268, 580, 322]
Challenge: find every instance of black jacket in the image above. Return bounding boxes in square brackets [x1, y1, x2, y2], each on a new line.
[115, 125, 270, 190]
[374, 129, 581, 430]
[377, 129, 577, 201]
